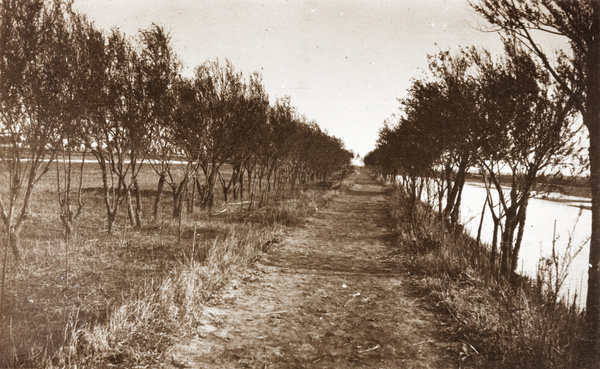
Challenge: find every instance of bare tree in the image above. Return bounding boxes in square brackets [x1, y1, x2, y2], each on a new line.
[475, 44, 579, 279]
[46, 2, 88, 285]
[193, 59, 250, 209]
[167, 76, 204, 218]
[82, 28, 147, 232]
[257, 97, 298, 207]
[218, 72, 269, 203]
[0, 0, 63, 262]
[137, 24, 181, 221]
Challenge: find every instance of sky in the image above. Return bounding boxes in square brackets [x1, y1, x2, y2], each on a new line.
[72, 0, 509, 160]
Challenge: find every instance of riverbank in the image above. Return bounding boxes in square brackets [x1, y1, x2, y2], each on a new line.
[386, 177, 586, 368]
[465, 173, 591, 204]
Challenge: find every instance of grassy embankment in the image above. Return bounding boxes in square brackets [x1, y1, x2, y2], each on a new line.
[386, 177, 585, 368]
[0, 163, 353, 368]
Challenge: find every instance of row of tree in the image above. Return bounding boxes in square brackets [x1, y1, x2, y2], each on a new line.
[368, 0, 600, 363]
[0, 0, 353, 261]
[367, 43, 581, 279]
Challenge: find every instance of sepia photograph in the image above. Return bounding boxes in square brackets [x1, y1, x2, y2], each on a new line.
[0, 0, 598, 367]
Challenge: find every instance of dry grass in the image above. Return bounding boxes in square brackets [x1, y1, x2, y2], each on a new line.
[42, 224, 273, 368]
[387, 185, 585, 368]
[0, 163, 349, 368]
[246, 187, 340, 227]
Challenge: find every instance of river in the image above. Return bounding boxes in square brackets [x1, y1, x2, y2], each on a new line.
[459, 181, 591, 307]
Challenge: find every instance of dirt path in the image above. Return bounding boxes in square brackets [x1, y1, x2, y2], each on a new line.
[171, 170, 453, 368]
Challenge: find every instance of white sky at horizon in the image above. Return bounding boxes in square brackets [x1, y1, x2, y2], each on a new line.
[72, 0, 564, 159]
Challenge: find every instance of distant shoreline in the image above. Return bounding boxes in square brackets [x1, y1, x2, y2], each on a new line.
[465, 175, 592, 210]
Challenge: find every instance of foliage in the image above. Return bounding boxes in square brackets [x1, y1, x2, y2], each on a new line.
[367, 44, 579, 280]
[0, 0, 353, 253]
[469, 2, 600, 364]
[0, 1, 353, 365]
[474, 44, 579, 279]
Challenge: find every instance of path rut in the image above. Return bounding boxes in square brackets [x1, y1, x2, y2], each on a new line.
[171, 170, 453, 368]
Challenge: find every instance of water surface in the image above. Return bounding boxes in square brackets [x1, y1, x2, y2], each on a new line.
[459, 182, 590, 307]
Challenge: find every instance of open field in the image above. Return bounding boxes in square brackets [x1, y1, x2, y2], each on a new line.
[0, 161, 348, 367]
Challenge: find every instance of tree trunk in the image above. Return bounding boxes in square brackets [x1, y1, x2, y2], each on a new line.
[587, 127, 600, 363]
[195, 177, 206, 209]
[172, 179, 187, 218]
[450, 179, 465, 226]
[99, 162, 118, 234]
[107, 210, 117, 234]
[237, 168, 244, 202]
[476, 195, 487, 248]
[188, 176, 196, 213]
[510, 198, 529, 278]
[500, 214, 517, 278]
[8, 227, 21, 263]
[247, 166, 255, 210]
[203, 165, 218, 209]
[222, 181, 229, 202]
[583, 5, 600, 365]
[231, 164, 240, 201]
[153, 172, 166, 220]
[126, 188, 135, 227]
[257, 166, 266, 208]
[133, 179, 142, 229]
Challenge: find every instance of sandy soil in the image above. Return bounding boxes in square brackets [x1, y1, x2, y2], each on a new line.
[168, 170, 454, 368]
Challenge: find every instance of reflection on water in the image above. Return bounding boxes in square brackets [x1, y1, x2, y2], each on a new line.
[460, 182, 590, 307]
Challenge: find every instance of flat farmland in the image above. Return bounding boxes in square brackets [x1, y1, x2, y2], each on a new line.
[0, 158, 330, 368]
